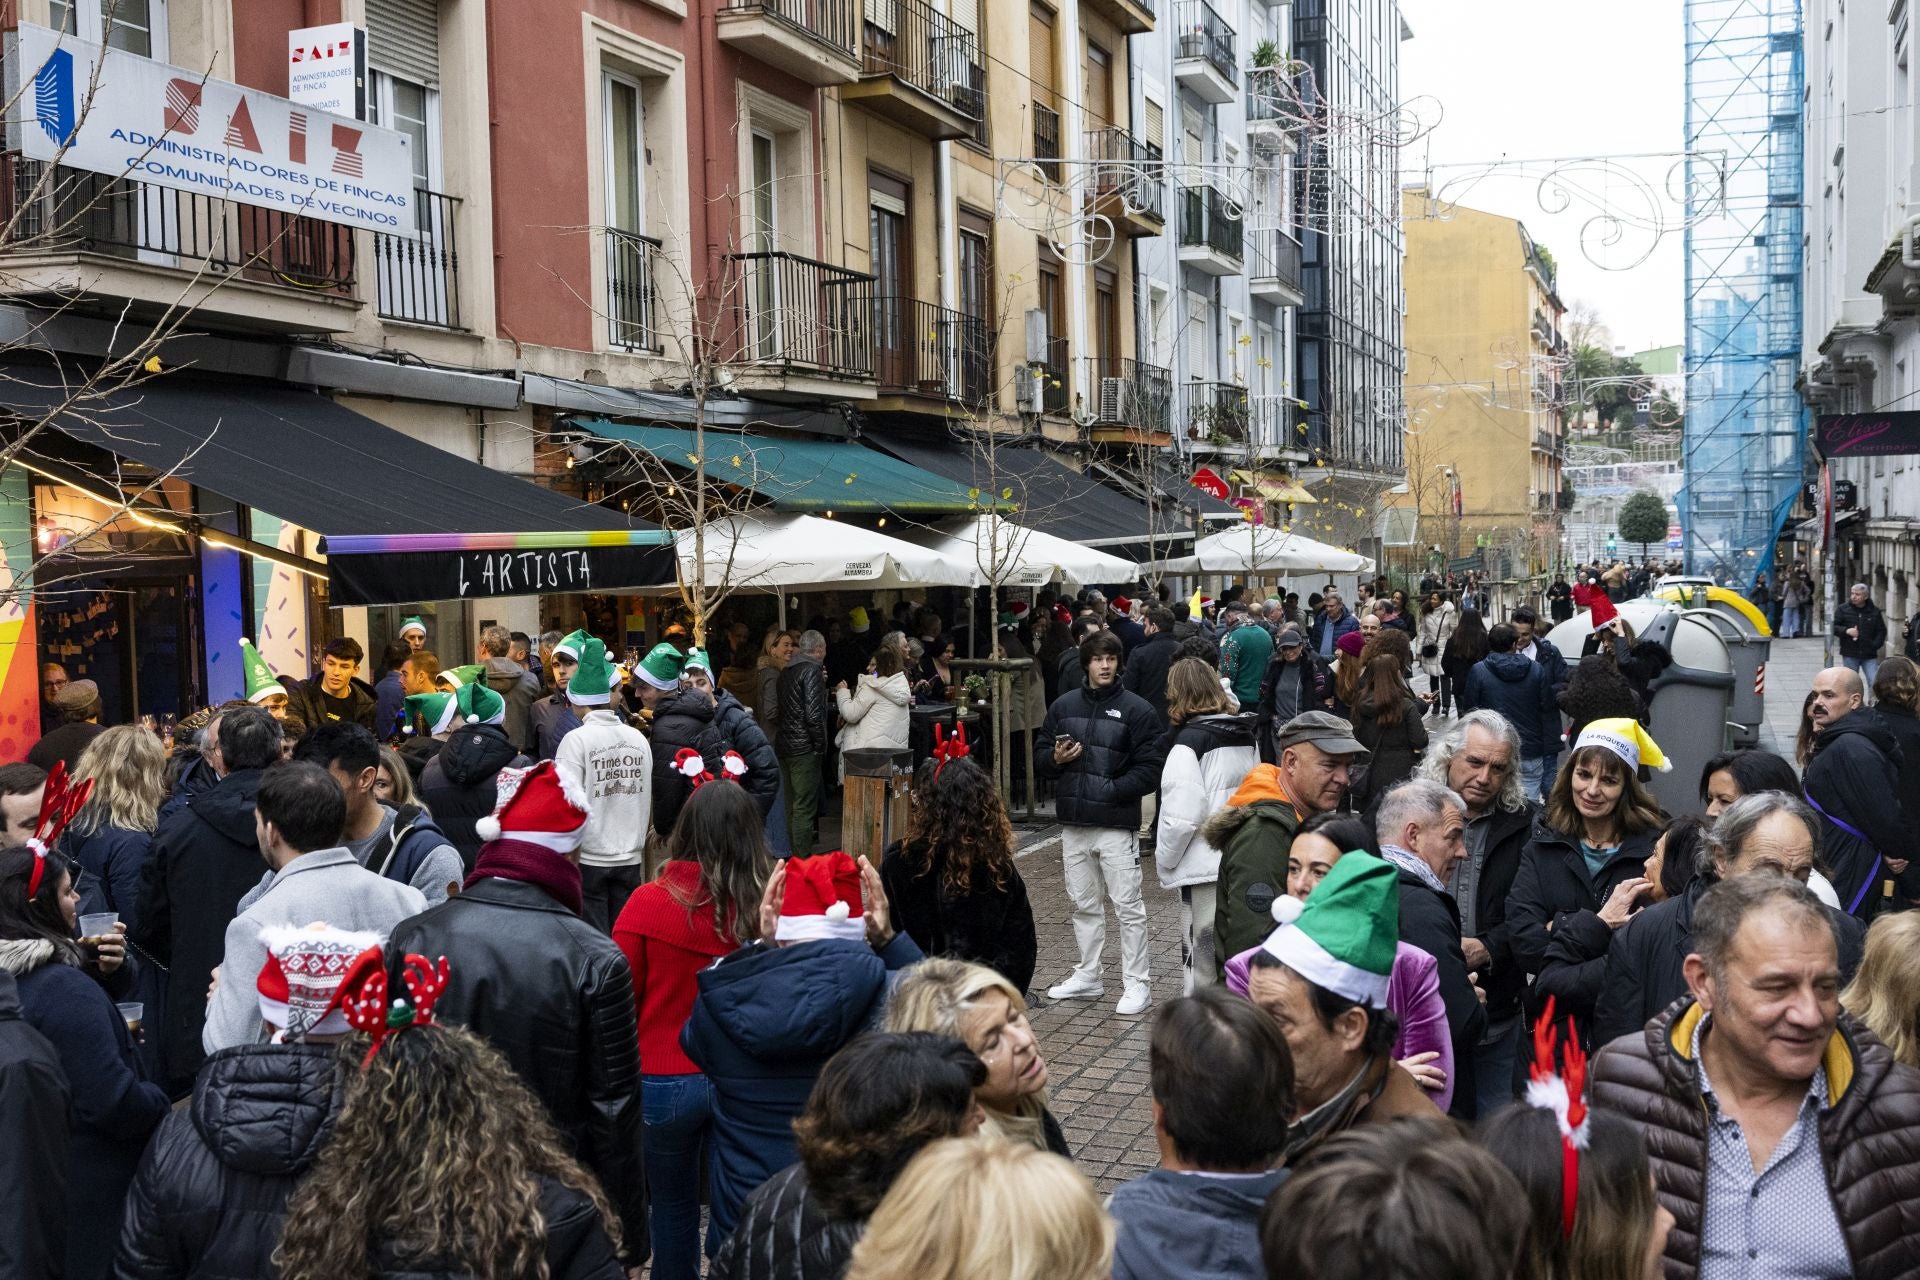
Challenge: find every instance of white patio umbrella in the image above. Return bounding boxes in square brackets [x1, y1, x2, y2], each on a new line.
[670, 511, 980, 592]
[897, 514, 1137, 587]
[1146, 525, 1376, 576]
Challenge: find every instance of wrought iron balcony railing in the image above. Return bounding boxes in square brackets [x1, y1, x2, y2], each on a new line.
[1179, 183, 1243, 261]
[719, 0, 860, 58]
[1176, 0, 1238, 87]
[1182, 380, 1250, 444]
[375, 187, 462, 328]
[861, 0, 983, 118]
[720, 250, 876, 378]
[1085, 126, 1165, 224]
[874, 297, 993, 408]
[1032, 101, 1062, 183]
[1081, 356, 1173, 432]
[606, 228, 665, 353]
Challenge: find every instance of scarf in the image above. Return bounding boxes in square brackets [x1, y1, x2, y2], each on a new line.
[465, 839, 584, 917]
[1380, 843, 1449, 895]
[1284, 1054, 1389, 1162]
[0, 937, 57, 976]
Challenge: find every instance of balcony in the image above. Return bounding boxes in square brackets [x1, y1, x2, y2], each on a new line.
[1032, 102, 1062, 183]
[1531, 307, 1559, 348]
[1532, 428, 1561, 455]
[716, 0, 861, 85]
[873, 298, 993, 411]
[375, 188, 463, 329]
[1246, 65, 1294, 141]
[1082, 0, 1155, 36]
[719, 251, 878, 399]
[1025, 337, 1070, 416]
[606, 228, 665, 354]
[1081, 356, 1173, 443]
[1174, 0, 1238, 104]
[1181, 381, 1250, 449]
[1248, 228, 1304, 305]
[1246, 394, 1313, 459]
[1084, 128, 1165, 238]
[1178, 183, 1243, 274]
[2, 157, 360, 333]
[845, 0, 983, 140]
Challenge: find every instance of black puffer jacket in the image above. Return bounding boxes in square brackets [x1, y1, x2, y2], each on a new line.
[388, 879, 647, 1258]
[1036, 678, 1166, 829]
[416, 725, 529, 869]
[713, 691, 780, 816]
[1592, 877, 1867, 1047]
[1507, 819, 1658, 1038]
[115, 1043, 345, 1279]
[776, 657, 830, 756]
[650, 689, 728, 838]
[1833, 598, 1889, 660]
[1121, 629, 1180, 724]
[133, 767, 270, 1094]
[709, 1163, 863, 1280]
[1803, 710, 1920, 918]
[1593, 999, 1920, 1280]
[280, 673, 379, 732]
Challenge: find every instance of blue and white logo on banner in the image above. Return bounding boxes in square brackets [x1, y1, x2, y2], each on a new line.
[33, 46, 74, 145]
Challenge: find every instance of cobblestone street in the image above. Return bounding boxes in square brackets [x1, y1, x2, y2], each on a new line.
[1012, 826, 1182, 1194]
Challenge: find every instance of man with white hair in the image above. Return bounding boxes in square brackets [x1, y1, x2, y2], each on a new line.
[1415, 709, 1534, 1114]
[1832, 582, 1887, 688]
[1375, 778, 1484, 1119]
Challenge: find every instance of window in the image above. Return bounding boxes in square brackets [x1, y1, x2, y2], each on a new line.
[870, 172, 910, 385]
[1029, 3, 1056, 101]
[603, 73, 653, 348]
[1143, 96, 1165, 157]
[368, 72, 440, 230]
[604, 74, 647, 236]
[1186, 289, 1211, 380]
[750, 131, 777, 250]
[958, 207, 994, 406]
[1095, 266, 1119, 366]
[50, 0, 164, 56]
[1084, 42, 1113, 127]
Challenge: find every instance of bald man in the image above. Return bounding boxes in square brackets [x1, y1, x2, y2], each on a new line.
[1803, 665, 1919, 919]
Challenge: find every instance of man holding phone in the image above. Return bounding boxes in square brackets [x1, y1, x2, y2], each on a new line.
[1037, 629, 1167, 1016]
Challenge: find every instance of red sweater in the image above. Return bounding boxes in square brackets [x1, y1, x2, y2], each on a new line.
[612, 861, 742, 1074]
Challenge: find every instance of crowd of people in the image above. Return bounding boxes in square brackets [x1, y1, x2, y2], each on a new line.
[5, 566, 1920, 1280]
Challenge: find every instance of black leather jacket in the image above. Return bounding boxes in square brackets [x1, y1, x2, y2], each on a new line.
[776, 656, 830, 756]
[387, 878, 648, 1259]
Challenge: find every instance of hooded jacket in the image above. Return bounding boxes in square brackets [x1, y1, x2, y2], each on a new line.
[1154, 713, 1260, 889]
[134, 766, 271, 1093]
[483, 656, 543, 754]
[388, 877, 648, 1256]
[1109, 1167, 1288, 1280]
[712, 691, 780, 816]
[1121, 629, 1181, 722]
[1803, 709, 1920, 917]
[1461, 652, 1560, 757]
[417, 724, 529, 869]
[555, 710, 653, 868]
[115, 1042, 345, 1279]
[1592, 999, 1920, 1280]
[1036, 678, 1166, 830]
[649, 689, 726, 838]
[0, 967, 68, 1280]
[1417, 602, 1457, 677]
[1507, 818, 1658, 1035]
[1202, 767, 1305, 976]
[1592, 877, 1867, 1047]
[681, 933, 924, 1246]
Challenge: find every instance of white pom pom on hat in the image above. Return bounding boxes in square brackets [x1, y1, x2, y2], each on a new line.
[825, 901, 851, 921]
[473, 815, 502, 842]
[1271, 895, 1305, 926]
[466, 713, 479, 724]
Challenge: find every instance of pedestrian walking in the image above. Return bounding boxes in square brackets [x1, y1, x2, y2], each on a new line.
[1218, 602, 1274, 711]
[776, 630, 831, 856]
[1347, 643, 1427, 811]
[1833, 582, 1888, 687]
[1781, 567, 1813, 637]
[1463, 623, 1560, 799]
[1416, 590, 1458, 716]
[1441, 609, 1488, 715]
[1122, 605, 1181, 724]
[1035, 629, 1165, 1015]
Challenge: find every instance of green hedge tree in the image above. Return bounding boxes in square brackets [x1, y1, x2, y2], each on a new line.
[1617, 490, 1669, 560]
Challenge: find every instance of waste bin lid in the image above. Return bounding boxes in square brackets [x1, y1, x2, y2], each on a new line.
[844, 747, 914, 776]
[1665, 613, 1733, 677]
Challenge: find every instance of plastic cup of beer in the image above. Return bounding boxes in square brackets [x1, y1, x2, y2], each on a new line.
[79, 912, 119, 940]
[116, 1003, 144, 1037]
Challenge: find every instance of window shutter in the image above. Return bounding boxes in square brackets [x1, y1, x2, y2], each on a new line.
[367, 0, 441, 89]
[953, 0, 979, 38]
[1029, 4, 1056, 103]
[1144, 98, 1164, 153]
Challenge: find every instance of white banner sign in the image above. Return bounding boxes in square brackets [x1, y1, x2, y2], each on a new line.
[7, 22, 411, 233]
[287, 23, 365, 120]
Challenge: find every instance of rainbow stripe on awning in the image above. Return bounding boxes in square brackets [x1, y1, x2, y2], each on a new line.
[318, 530, 676, 556]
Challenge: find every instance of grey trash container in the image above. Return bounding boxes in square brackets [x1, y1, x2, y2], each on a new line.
[1681, 610, 1770, 748]
[1641, 607, 1735, 818]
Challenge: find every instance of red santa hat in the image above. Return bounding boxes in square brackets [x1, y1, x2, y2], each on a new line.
[255, 924, 384, 1042]
[1572, 581, 1617, 628]
[472, 760, 590, 851]
[775, 851, 866, 943]
[1112, 595, 1134, 614]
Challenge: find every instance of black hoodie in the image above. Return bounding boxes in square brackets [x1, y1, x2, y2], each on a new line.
[418, 724, 529, 869]
[1804, 709, 1920, 917]
[117, 1042, 345, 1277]
[134, 767, 271, 1094]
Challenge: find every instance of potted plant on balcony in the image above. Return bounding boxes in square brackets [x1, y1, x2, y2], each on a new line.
[1252, 39, 1279, 67]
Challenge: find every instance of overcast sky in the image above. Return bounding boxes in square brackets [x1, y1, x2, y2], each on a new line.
[1397, 0, 1686, 353]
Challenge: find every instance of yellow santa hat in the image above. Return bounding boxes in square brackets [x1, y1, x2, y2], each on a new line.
[1573, 718, 1670, 773]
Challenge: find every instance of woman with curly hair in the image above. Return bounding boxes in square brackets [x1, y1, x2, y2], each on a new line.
[274, 1021, 623, 1280]
[709, 1032, 986, 1280]
[612, 781, 772, 1280]
[880, 756, 1035, 993]
[885, 958, 1069, 1156]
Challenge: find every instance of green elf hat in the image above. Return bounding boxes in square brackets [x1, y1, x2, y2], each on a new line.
[406, 691, 459, 735]
[1259, 850, 1400, 1006]
[551, 629, 593, 663]
[436, 663, 486, 690]
[635, 642, 685, 691]
[567, 638, 617, 707]
[239, 639, 282, 704]
[398, 616, 427, 641]
[682, 648, 713, 677]
[455, 679, 506, 726]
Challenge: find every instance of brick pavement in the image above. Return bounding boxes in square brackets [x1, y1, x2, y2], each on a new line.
[1012, 825, 1182, 1194]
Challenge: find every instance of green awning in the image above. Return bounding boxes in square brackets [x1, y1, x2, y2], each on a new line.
[572, 419, 985, 515]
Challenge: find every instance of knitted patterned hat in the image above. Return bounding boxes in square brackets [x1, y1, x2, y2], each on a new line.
[1259, 850, 1399, 1005]
[256, 924, 383, 1041]
[240, 639, 282, 704]
[776, 851, 866, 943]
[472, 760, 590, 850]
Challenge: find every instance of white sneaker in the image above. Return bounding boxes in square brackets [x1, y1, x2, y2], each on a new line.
[1046, 974, 1105, 1001]
[1116, 986, 1152, 1016]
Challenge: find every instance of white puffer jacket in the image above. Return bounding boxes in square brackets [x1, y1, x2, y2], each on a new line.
[834, 671, 912, 758]
[1154, 713, 1261, 889]
[1418, 601, 1458, 678]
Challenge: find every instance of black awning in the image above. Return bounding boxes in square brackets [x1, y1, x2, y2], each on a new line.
[860, 428, 1190, 557]
[0, 364, 675, 605]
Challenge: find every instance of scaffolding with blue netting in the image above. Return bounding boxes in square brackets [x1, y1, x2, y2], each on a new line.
[1680, 0, 1806, 591]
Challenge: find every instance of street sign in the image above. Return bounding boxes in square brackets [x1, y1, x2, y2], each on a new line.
[1191, 467, 1230, 500]
[1667, 524, 1682, 551]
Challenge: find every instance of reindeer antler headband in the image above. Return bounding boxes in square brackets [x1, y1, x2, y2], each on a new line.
[340, 952, 452, 1068]
[25, 761, 92, 898]
[1526, 997, 1591, 1238]
[932, 723, 970, 779]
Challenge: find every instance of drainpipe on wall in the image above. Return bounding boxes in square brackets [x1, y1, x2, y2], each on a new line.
[1057, 0, 1089, 415]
